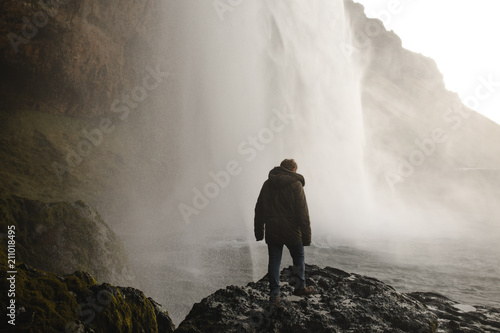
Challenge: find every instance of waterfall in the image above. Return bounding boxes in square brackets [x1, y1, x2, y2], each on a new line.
[264, 0, 371, 236]
[127, 0, 401, 323]
[162, 0, 372, 241]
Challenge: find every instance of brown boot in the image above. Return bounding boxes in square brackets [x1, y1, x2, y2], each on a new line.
[293, 286, 314, 296]
[269, 295, 281, 306]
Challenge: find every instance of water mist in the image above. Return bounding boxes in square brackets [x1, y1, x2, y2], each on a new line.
[116, 0, 377, 323]
[160, 0, 374, 240]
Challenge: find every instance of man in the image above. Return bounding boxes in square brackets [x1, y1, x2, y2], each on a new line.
[254, 159, 314, 306]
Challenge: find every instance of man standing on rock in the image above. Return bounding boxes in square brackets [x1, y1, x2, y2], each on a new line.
[254, 159, 314, 306]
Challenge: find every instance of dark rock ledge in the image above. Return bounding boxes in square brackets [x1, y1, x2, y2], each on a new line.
[410, 292, 500, 333]
[176, 264, 500, 333]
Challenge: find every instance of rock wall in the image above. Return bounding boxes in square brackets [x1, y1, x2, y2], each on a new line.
[344, 1, 500, 232]
[0, 0, 163, 115]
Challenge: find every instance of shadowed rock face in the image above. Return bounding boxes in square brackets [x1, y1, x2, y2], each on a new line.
[176, 264, 439, 333]
[0, 0, 163, 116]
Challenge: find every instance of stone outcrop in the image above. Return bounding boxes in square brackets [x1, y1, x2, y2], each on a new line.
[0, 193, 129, 284]
[0, 264, 175, 332]
[175, 264, 500, 332]
[176, 264, 438, 333]
[410, 292, 500, 333]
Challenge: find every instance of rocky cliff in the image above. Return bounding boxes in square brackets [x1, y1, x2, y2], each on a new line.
[344, 1, 500, 233]
[0, 0, 164, 115]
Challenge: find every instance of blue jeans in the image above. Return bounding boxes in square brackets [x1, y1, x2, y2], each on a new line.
[267, 242, 305, 297]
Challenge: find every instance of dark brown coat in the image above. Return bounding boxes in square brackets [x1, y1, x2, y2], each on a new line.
[254, 166, 311, 245]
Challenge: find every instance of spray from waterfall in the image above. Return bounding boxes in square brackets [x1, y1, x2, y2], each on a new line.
[151, 0, 375, 243]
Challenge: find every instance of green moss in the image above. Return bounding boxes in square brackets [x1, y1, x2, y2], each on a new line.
[89, 286, 159, 332]
[64, 271, 97, 299]
[0, 264, 168, 332]
[429, 319, 438, 332]
[0, 264, 79, 332]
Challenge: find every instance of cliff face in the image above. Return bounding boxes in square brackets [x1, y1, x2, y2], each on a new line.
[0, 0, 163, 115]
[344, 1, 500, 232]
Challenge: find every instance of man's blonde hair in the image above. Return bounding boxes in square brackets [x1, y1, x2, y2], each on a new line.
[280, 159, 297, 172]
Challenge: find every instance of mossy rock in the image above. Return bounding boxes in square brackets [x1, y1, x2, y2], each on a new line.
[0, 192, 129, 283]
[0, 264, 175, 332]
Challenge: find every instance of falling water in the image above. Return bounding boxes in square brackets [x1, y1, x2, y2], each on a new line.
[263, 0, 371, 236]
[161, 0, 374, 240]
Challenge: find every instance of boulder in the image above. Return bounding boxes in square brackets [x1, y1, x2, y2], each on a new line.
[176, 264, 438, 332]
[410, 292, 500, 333]
[0, 193, 129, 283]
[0, 264, 175, 332]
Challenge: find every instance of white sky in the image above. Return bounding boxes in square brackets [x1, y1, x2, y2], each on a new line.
[354, 0, 500, 124]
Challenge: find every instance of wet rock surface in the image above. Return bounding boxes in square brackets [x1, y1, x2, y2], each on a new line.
[176, 264, 438, 332]
[410, 292, 500, 333]
[176, 264, 500, 332]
